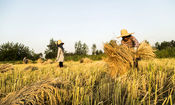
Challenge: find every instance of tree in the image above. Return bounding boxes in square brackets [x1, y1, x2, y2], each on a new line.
[96, 50, 103, 55]
[155, 42, 160, 50]
[75, 41, 82, 55]
[91, 44, 96, 55]
[82, 43, 89, 55]
[155, 40, 175, 50]
[0, 42, 37, 61]
[32, 53, 43, 60]
[155, 40, 175, 58]
[170, 40, 175, 47]
[74, 41, 89, 55]
[45, 38, 58, 59]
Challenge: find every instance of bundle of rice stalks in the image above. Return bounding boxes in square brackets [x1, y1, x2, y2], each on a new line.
[24, 65, 38, 71]
[43, 59, 54, 64]
[104, 40, 155, 77]
[37, 58, 44, 64]
[28, 59, 33, 64]
[80, 58, 92, 63]
[0, 64, 14, 73]
[104, 41, 134, 77]
[136, 41, 155, 60]
[0, 78, 71, 105]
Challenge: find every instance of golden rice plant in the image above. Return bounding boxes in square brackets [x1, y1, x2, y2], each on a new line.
[136, 41, 155, 60]
[104, 40, 134, 77]
[0, 64, 14, 73]
[0, 59, 174, 104]
[37, 58, 44, 64]
[0, 78, 71, 105]
[104, 40, 155, 77]
[80, 58, 93, 63]
[43, 59, 54, 64]
[24, 65, 38, 71]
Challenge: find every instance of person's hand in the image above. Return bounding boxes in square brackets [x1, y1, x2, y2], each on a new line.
[134, 47, 137, 51]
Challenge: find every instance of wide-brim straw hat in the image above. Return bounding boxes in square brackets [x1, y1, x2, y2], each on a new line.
[117, 29, 134, 38]
[57, 40, 64, 45]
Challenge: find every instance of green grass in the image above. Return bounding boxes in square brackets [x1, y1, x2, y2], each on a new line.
[0, 59, 175, 105]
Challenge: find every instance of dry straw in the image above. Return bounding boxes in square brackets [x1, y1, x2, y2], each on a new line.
[0, 78, 70, 105]
[137, 41, 155, 60]
[43, 59, 54, 64]
[104, 40, 155, 77]
[0, 64, 14, 73]
[80, 58, 92, 63]
[24, 65, 38, 71]
[37, 58, 44, 64]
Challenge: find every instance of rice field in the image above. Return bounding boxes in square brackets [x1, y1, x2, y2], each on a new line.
[0, 58, 175, 105]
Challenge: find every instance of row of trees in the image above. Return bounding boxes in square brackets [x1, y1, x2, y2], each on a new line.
[0, 39, 103, 61]
[74, 41, 89, 55]
[155, 40, 175, 58]
[44, 39, 175, 59]
[155, 40, 175, 50]
[45, 39, 103, 59]
[0, 42, 42, 61]
[1, 39, 174, 61]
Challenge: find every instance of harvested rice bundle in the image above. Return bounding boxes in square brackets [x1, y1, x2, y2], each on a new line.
[24, 65, 38, 71]
[37, 58, 44, 64]
[104, 40, 155, 77]
[0, 78, 71, 105]
[136, 41, 155, 60]
[106, 59, 129, 77]
[80, 58, 92, 63]
[0, 64, 14, 73]
[104, 41, 134, 65]
[43, 59, 54, 64]
[104, 41, 134, 76]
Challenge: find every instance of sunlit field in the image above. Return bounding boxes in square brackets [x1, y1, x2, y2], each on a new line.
[0, 58, 175, 105]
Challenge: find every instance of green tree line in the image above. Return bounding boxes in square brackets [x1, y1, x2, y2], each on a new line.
[155, 40, 175, 58]
[1, 39, 174, 61]
[0, 42, 42, 61]
[0, 39, 103, 61]
[45, 39, 104, 61]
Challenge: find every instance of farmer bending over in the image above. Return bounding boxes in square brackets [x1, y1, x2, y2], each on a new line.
[55, 40, 64, 68]
[23, 57, 28, 64]
[117, 29, 139, 68]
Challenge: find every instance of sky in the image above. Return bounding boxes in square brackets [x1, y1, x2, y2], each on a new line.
[0, 0, 175, 54]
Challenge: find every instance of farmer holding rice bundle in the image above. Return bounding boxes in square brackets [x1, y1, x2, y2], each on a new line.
[104, 29, 154, 76]
[55, 40, 64, 68]
[117, 29, 140, 68]
[117, 29, 139, 49]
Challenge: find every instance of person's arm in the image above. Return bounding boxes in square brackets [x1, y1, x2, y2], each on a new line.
[132, 36, 139, 48]
[121, 40, 125, 45]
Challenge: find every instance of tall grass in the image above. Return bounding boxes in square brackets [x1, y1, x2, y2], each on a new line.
[0, 59, 175, 105]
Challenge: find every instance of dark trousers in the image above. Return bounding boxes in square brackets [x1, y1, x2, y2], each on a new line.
[134, 58, 141, 69]
[59, 62, 63, 68]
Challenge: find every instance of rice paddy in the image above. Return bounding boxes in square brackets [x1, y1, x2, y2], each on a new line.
[0, 58, 175, 105]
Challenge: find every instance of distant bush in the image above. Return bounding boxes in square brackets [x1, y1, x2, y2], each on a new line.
[45, 39, 58, 59]
[155, 40, 175, 50]
[154, 40, 175, 58]
[0, 42, 42, 61]
[155, 47, 175, 58]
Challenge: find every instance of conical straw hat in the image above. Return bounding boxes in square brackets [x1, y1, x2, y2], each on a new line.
[117, 29, 134, 38]
[56, 40, 64, 45]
